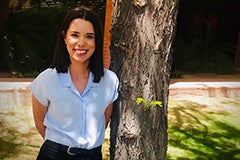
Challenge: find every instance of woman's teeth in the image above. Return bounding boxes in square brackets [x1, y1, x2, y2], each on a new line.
[75, 49, 87, 54]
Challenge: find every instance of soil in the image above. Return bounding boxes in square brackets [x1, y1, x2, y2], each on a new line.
[0, 72, 33, 82]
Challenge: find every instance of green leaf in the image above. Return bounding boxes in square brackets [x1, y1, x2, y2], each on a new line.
[149, 101, 163, 107]
[136, 97, 163, 110]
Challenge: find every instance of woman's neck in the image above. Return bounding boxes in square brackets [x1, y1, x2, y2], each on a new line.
[69, 63, 90, 95]
[69, 63, 90, 80]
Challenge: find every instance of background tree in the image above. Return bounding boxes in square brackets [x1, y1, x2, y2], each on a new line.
[0, 0, 10, 31]
[110, 0, 179, 160]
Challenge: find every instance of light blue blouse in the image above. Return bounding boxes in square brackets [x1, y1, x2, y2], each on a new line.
[30, 68, 119, 149]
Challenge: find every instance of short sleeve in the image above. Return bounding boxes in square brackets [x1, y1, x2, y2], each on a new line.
[104, 69, 119, 103]
[111, 74, 119, 103]
[29, 69, 52, 106]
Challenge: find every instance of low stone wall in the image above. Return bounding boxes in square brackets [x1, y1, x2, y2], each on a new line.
[0, 82, 31, 108]
[169, 82, 240, 98]
[0, 81, 240, 108]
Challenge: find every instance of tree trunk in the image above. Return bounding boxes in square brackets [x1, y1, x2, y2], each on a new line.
[110, 0, 179, 160]
[0, 0, 10, 31]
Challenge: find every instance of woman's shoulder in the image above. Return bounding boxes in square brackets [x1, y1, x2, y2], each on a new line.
[30, 68, 58, 91]
[103, 68, 118, 79]
[103, 68, 119, 84]
[34, 68, 57, 81]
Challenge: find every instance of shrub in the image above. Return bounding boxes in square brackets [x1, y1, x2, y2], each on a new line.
[172, 38, 235, 74]
[0, 7, 66, 74]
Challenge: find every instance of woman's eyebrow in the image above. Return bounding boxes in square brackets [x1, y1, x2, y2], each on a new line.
[70, 31, 79, 34]
[70, 31, 95, 35]
[86, 32, 95, 35]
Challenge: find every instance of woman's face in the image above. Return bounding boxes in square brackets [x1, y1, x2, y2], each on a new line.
[64, 18, 95, 65]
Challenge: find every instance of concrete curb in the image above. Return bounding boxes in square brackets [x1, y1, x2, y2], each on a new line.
[0, 82, 31, 108]
[0, 80, 240, 108]
[169, 81, 240, 98]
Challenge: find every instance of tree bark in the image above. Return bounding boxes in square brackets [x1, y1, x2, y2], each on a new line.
[110, 0, 179, 160]
[0, 0, 10, 31]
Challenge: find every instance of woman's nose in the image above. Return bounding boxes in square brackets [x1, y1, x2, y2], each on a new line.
[77, 37, 85, 46]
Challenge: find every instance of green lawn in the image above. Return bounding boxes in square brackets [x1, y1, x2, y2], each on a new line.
[1, 96, 239, 159]
[0, 105, 111, 160]
[167, 96, 240, 160]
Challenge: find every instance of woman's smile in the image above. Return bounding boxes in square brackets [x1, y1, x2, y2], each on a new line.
[73, 48, 88, 55]
[64, 18, 95, 64]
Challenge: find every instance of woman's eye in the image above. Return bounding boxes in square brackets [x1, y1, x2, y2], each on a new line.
[86, 34, 95, 39]
[71, 33, 78, 37]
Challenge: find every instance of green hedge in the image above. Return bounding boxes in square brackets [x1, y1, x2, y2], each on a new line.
[172, 38, 235, 75]
[0, 3, 105, 77]
[0, 7, 66, 75]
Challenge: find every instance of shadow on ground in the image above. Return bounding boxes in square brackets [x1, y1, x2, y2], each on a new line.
[0, 105, 41, 159]
[167, 97, 240, 160]
[1, 97, 240, 159]
[0, 105, 110, 160]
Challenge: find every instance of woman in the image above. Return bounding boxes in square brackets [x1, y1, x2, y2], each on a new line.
[30, 6, 119, 160]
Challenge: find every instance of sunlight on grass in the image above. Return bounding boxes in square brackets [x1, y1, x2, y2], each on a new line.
[1, 97, 240, 159]
[0, 105, 41, 160]
[102, 139, 110, 160]
[168, 96, 240, 160]
[0, 105, 111, 160]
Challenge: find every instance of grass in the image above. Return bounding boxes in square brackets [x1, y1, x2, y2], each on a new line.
[0, 105, 41, 160]
[0, 97, 239, 159]
[0, 105, 111, 160]
[167, 96, 240, 160]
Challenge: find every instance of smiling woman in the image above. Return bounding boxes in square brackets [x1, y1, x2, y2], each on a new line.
[29, 6, 119, 160]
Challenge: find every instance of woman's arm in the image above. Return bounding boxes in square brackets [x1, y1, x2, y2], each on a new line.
[105, 103, 113, 128]
[32, 95, 48, 139]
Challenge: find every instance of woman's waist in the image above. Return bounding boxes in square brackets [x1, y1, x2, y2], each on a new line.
[43, 139, 102, 159]
[45, 127, 105, 149]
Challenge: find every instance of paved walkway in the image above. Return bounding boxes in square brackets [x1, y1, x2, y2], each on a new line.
[1, 74, 240, 92]
[0, 73, 240, 108]
[169, 73, 240, 98]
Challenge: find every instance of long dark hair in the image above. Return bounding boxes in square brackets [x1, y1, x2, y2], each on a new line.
[51, 6, 104, 83]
